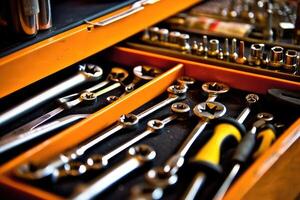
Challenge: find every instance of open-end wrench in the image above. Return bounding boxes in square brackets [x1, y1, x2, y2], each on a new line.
[0, 64, 102, 127]
[15, 80, 191, 180]
[0, 68, 128, 154]
[144, 102, 226, 189]
[70, 144, 156, 200]
[0, 114, 89, 154]
[55, 102, 190, 179]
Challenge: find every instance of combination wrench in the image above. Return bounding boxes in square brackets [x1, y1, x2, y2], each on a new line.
[0, 63, 102, 127]
[15, 79, 192, 180]
[145, 101, 226, 189]
[55, 102, 190, 179]
[70, 144, 156, 200]
[0, 68, 128, 154]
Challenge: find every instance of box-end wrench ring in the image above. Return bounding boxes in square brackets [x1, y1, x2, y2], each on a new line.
[70, 144, 156, 200]
[55, 102, 190, 179]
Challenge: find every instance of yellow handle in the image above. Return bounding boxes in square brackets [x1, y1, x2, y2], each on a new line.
[253, 128, 276, 159]
[194, 123, 242, 165]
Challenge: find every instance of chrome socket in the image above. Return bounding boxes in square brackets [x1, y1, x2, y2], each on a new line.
[158, 28, 169, 42]
[208, 39, 220, 58]
[236, 41, 247, 65]
[284, 50, 298, 71]
[149, 27, 160, 41]
[178, 34, 191, 50]
[230, 38, 238, 62]
[248, 44, 264, 66]
[269, 46, 284, 68]
[169, 31, 181, 43]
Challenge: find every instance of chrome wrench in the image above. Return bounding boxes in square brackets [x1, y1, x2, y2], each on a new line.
[70, 144, 156, 200]
[55, 102, 190, 179]
[145, 102, 226, 188]
[0, 63, 102, 126]
[15, 80, 191, 180]
[0, 114, 89, 154]
[0, 68, 128, 154]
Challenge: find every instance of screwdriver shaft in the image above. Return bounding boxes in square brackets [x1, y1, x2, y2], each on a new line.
[212, 164, 241, 200]
[182, 172, 206, 200]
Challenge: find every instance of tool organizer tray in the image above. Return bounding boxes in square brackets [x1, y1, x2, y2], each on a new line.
[0, 47, 299, 200]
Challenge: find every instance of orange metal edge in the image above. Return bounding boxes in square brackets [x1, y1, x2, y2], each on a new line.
[224, 118, 300, 200]
[0, 0, 199, 98]
[111, 47, 300, 93]
[0, 64, 183, 199]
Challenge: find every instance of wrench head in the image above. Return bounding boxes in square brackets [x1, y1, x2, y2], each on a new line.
[119, 113, 139, 128]
[193, 102, 226, 120]
[133, 65, 163, 80]
[147, 119, 165, 131]
[245, 93, 259, 105]
[167, 84, 188, 96]
[79, 64, 103, 80]
[109, 67, 129, 82]
[176, 76, 196, 86]
[86, 154, 108, 170]
[106, 95, 119, 104]
[128, 144, 156, 162]
[202, 82, 230, 95]
[130, 184, 163, 200]
[80, 92, 97, 104]
[257, 112, 274, 121]
[171, 102, 191, 120]
[145, 166, 178, 188]
[52, 161, 88, 180]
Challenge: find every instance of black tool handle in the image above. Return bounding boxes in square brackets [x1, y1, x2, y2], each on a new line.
[232, 131, 256, 163]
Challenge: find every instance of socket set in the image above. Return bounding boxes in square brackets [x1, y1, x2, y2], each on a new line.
[126, 26, 300, 81]
[8, 73, 299, 200]
[0, 62, 163, 163]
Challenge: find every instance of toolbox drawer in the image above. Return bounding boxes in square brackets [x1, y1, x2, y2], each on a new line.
[0, 47, 299, 200]
[0, 1, 299, 200]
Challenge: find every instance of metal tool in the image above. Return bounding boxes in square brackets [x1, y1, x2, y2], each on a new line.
[230, 38, 238, 62]
[203, 35, 208, 57]
[248, 44, 264, 66]
[283, 50, 298, 72]
[158, 28, 169, 42]
[0, 68, 127, 154]
[0, 114, 89, 154]
[38, 0, 52, 30]
[192, 41, 199, 55]
[15, 82, 190, 180]
[218, 48, 224, 60]
[212, 113, 274, 200]
[84, 0, 159, 27]
[236, 41, 247, 65]
[169, 31, 181, 43]
[264, 3, 274, 41]
[181, 94, 259, 200]
[145, 102, 226, 188]
[71, 144, 156, 200]
[202, 82, 230, 102]
[125, 65, 163, 93]
[223, 38, 230, 61]
[0, 64, 102, 127]
[57, 102, 190, 179]
[178, 34, 191, 51]
[149, 27, 160, 41]
[208, 39, 220, 58]
[269, 46, 284, 69]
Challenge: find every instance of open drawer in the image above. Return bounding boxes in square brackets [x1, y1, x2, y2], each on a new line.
[0, 0, 199, 99]
[0, 47, 299, 200]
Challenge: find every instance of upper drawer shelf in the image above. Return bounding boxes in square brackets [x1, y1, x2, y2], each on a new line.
[0, 0, 199, 99]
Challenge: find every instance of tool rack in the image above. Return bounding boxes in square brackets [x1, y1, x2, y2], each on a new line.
[0, 1, 299, 200]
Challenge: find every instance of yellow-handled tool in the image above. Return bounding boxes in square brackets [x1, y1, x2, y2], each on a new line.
[181, 94, 259, 200]
[212, 117, 276, 200]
